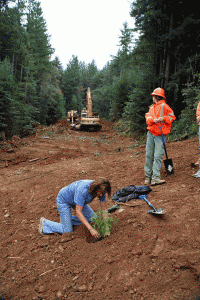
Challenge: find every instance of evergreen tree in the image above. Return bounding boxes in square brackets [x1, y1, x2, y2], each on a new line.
[39, 61, 66, 125]
[0, 0, 64, 137]
[25, 0, 54, 123]
[52, 56, 64, 91]
[63, 55, 82, 112]
[105, 22, 135, 120]
[0, 57, 36, 138]
[0, 58, 16, 137]
[130, 0, 200, 117]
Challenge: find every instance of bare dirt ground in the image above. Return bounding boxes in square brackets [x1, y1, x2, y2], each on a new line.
[1, 119, 200, 300]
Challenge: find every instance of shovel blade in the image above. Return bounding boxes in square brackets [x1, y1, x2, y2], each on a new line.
[148, 208, 166, 215]
[164, 158, 174, 175]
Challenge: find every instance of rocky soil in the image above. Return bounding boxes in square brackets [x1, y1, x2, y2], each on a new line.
[1, 119, 200, 300]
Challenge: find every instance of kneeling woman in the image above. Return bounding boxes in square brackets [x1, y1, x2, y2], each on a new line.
[38, 178, 111, 238]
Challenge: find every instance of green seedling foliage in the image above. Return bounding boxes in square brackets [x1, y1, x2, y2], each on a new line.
[91, 210, 118, 238]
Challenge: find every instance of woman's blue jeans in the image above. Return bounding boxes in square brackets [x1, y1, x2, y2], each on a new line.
[42, 195, 97, 234]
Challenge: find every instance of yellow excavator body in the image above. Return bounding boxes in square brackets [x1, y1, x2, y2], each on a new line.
[73, 88, 102, 132]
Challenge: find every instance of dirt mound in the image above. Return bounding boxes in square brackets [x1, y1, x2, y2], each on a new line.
[1, 122, 200, 300]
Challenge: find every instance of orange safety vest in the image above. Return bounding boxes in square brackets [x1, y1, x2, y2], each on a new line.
[197, 102, 200, 124]
[145, 100, 176, 136]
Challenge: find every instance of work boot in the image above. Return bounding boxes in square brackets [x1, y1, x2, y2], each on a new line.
[144, 178, 151, 185]
[38, 217, 46, 234]
[151, 179, 166, 186]
[192, 169, 200, 178]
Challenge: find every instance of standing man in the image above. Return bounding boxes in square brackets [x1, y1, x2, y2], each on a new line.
[144, 88, 176, 186]
[193, 101, 200, 178]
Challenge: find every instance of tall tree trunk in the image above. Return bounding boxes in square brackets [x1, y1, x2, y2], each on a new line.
[20, 66, 23, 83]
[12, 53, 15, 75]
[164, 12, 173, 88]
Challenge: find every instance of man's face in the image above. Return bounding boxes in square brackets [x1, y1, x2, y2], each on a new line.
[153, 96, 158, 104]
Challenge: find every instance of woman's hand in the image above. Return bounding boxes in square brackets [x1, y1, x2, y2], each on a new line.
[76, 205, 99, 238]
[90, 228, 99, 238]
[104, 229, 110, 237]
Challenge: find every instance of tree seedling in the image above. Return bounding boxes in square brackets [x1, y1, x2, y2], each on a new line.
[91, 210, 117, 238]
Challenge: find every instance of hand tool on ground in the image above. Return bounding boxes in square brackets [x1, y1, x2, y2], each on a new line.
[107, 204, 120, 213]
[159, 126, 174, 175]
[138, 195, 166, 215]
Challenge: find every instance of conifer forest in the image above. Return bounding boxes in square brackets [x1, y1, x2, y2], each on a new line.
[1, 0, 200, 139]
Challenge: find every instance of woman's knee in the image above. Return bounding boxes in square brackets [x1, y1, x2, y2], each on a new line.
[63, 227, 73, 233]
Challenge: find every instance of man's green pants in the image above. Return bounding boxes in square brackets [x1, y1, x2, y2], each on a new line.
[144, 131, 167, 180]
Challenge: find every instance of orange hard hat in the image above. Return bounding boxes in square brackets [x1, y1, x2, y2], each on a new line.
[151, 87, 166, 99]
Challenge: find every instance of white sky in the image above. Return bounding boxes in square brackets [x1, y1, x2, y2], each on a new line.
[39, 0, 137, 70]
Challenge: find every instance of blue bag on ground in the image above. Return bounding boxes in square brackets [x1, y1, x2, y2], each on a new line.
[112, 185, 152, 203]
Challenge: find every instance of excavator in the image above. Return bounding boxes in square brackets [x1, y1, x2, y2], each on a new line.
[67, 110, 78, 123]
[68, 87, 102, 132]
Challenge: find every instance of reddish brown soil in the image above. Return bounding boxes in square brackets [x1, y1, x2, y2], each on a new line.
[1, 120, 200, 300]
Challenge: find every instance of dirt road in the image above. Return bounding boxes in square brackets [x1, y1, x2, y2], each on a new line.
[1, 120, 200, 299]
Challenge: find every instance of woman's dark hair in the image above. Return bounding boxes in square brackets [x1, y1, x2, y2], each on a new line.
[88, 177, 111, 197]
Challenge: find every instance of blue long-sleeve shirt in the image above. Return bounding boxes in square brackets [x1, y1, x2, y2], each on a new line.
[57, 180, 106, 207]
